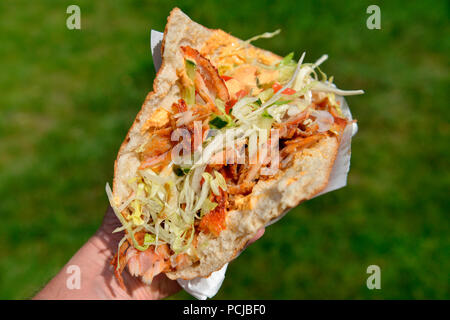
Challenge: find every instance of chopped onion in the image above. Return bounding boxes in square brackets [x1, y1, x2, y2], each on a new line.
[175, 110, 196, 126]
[312, 110, 335, 132]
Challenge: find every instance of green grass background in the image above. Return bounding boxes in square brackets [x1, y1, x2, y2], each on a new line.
[0, 0, 448, 299]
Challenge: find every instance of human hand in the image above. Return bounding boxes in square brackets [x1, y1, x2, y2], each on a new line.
[34, 206, 265, 300]
[99, 206, 265, 299]
[96, 206, 182, 300]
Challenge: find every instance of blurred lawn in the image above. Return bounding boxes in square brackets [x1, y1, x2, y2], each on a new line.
[0, 0, 449, 299]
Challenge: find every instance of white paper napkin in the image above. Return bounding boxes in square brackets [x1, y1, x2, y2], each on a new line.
[150, 30, 357, 299]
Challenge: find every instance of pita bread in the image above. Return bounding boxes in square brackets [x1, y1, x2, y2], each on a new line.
[111, 8, 348, 280]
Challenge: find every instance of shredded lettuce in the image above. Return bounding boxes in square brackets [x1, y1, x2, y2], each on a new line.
[261, 109, 273, 119]
[244, 29, 281, 45]
[214, 171, 227, 192]
[183, 59, 196, 105]
[201, 198, 218, 216]
[144, 233, 155, 246]
[277, 52, 297, 83]
[130, 200, 144, 225]
[257, 88, 274, 103]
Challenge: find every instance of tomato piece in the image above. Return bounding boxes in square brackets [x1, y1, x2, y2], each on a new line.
[272, 82, 296, 95]
[221, 75, 233, 81]
[282, 87, 296, 95]
[272, 82, 283, 93]
[236, 89, 248, 100]
[225, 99, 236, 114]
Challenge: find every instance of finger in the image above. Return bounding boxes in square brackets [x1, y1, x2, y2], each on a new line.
[99, 206, 123, 235]
[247, 227, 265, 246]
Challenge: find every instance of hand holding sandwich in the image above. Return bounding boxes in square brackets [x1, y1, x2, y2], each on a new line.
[35, 7, 361, 299]
[33, 206, 264, 300]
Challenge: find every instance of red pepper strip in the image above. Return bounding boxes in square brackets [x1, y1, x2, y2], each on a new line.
[221, 75, 233, 81]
